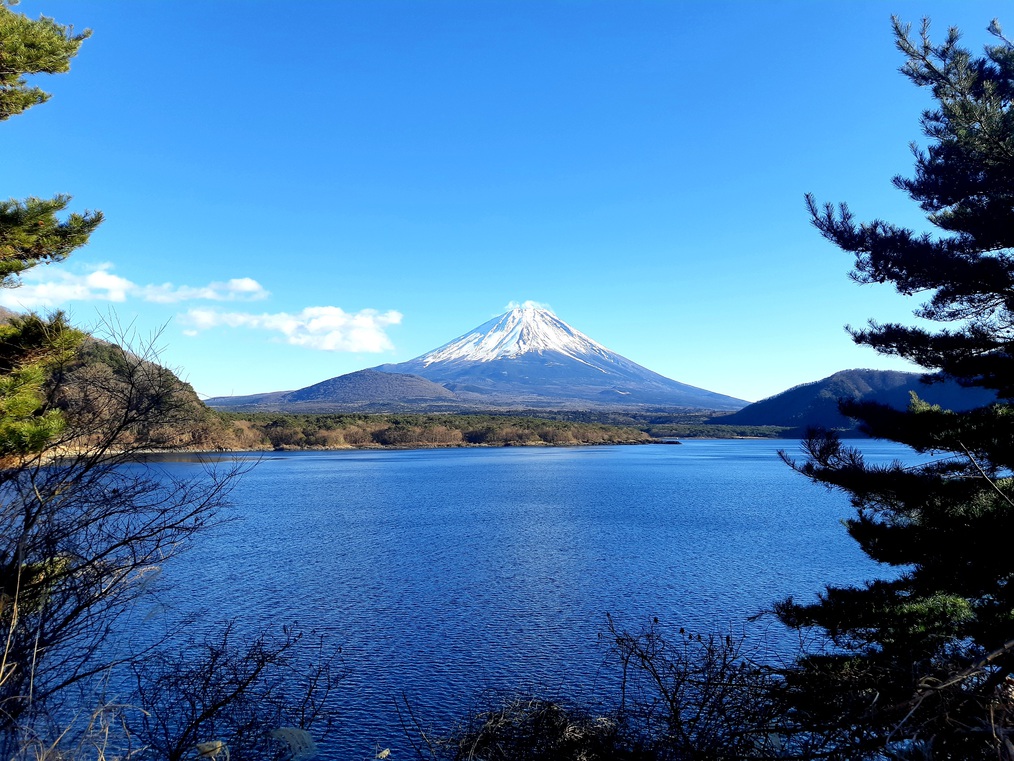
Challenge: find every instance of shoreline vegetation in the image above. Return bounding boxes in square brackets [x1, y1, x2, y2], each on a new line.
[190, 410, 804, 452]
[202, 412, 658, 450]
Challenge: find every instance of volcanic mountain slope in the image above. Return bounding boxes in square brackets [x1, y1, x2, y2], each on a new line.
[375, 305, 746, 410]
[205, 369, 459, 412]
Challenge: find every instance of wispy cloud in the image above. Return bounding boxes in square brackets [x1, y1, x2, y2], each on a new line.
[0, 264, 270, 309]
[180, 306, 403, 352]
[504, 299, 553, 313]
[137, 276, 268, 304]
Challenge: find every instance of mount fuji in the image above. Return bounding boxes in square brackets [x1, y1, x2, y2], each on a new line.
[206, 305, 746, 412]
[373, 305, 746, 410]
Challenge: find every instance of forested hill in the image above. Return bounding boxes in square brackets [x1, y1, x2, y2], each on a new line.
[56, 335, 227, 449]
[716, 368, 998, 431]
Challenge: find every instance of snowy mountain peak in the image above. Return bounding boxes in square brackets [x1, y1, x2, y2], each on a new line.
[420, 305, 612, 366]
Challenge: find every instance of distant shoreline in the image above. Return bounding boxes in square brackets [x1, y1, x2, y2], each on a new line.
[138, 437, 662, 458]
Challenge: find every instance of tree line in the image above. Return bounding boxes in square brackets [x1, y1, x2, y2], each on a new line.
[211, 412, 653, 449]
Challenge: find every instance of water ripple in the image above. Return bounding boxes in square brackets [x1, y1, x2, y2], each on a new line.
[146, 441, 907, 759]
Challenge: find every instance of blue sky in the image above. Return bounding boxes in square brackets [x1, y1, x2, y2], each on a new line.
[2, 1, 1003, 402]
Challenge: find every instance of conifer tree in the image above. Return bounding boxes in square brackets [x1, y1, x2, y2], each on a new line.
[777, 17, 1014, 759]
[0, 4, 100, 457]
[0, 3, 90, 119]
[0, 8, 340, 759]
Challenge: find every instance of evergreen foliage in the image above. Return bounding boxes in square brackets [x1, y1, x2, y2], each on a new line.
[213, 411, 653, 449]
[0, 4, 98, 459]
[0, 312, 80, 456]
[0, 7, 102, 285]
[777, 17, 1014, 759]
[0, 7, 339, 759]
[0, 4, 90, 120]
[0, 196, 103, 286]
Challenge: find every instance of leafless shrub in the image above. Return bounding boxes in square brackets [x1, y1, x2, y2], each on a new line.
[419, 616, 802, 761]
[0, 324, 339, 760]
[426, 693, 648, 761]
[608, 616, 788, 760]
[125, 623, 342, 761]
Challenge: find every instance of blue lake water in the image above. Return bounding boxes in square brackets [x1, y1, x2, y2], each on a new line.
[142, 439, 912, 760]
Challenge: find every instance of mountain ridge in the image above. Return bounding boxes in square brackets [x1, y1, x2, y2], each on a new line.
[716, 368, 998, 430]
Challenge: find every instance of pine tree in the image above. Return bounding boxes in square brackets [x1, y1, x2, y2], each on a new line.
[0, 5, 100, 459]
[777, 17, 1014, 759]
[0, 9, 341, 759]
[0, 4, 90, 119]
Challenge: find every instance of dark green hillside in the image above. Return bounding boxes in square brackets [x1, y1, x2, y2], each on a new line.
[717, 368, 997, 431]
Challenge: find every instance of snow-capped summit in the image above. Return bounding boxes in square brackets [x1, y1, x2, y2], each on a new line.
[374, 305, 747, 410]
[420, 305, 612, 367]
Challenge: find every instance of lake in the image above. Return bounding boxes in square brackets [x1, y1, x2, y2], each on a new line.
[146, 439, 909, 760]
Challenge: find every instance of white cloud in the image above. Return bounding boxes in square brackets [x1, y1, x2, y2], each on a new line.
[137, 277, 269, 304]
[0, 263, 400, 354]
[0, 264, 269, 309]
[180, 306, 403, 353]
[504, 299, 554, 313]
